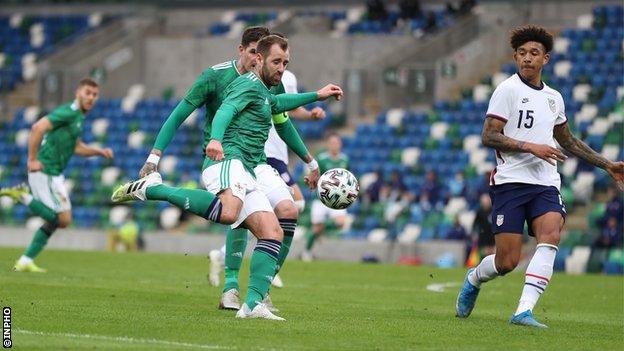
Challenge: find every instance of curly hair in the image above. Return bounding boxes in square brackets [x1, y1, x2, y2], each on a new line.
[510, 25, 554, 53]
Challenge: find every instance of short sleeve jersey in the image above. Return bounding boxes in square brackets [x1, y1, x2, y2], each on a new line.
[183, 60, 242, 151]
[207, 72, 282, 174]
[37, 102, 85, 176]
[265, 70, 297, 164]
[486, 73, 567, 189]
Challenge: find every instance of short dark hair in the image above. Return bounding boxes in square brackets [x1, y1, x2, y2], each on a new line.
[256, 34, 288, 58]
[510, 25, 553, 53]
[271, 31, 287, 39]
[78, 77, 99, 88]
[241, 26, 270, 47]
[326, 132, 341, 140]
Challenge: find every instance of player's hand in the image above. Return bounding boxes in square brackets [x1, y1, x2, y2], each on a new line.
[206, 139, 224, 161]
[527, 143, 567, 166]
[27, 159, 43, 172]
[139, 162, 158, 178]
[316, 84, 343, 101]
[100, 148, 114, 159]
[310, 107, 326, 120]
[606, 161, 624, 191]
[304, 168, 320, 190]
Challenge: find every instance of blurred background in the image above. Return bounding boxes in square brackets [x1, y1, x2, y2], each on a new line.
[0, 0, 622, 275]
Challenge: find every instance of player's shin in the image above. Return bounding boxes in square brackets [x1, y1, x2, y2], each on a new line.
[244, 239, 281, 310]
[275, 218, 297, 274]
[146, 185, 222, 222]
[22, 222, 57, 260]
[224, 227, 248, 292]
[468, 254, 499, 287]
[515, 244, 557, 315]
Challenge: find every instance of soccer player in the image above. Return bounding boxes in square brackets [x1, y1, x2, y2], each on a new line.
[208, 68, 326, 289]
[302, 132, 350, 262]
[455, 25, 624, 328]
[0, 78, 114, 272]
[205, 34, 342, 319]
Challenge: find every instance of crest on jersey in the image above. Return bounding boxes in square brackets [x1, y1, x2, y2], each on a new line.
[496, 215, 504, 226]
[548, 98, 556, 113]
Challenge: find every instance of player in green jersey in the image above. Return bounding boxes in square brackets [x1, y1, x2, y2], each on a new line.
[303, 132, 350, 262]
[0, 78, 114, 272]
[205, 34, 343, 320]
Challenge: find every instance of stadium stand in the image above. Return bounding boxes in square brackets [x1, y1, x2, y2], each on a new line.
[0, 4, 621, 274]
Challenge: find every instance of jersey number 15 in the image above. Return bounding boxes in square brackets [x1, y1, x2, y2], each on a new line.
[517, 110, 534, 129]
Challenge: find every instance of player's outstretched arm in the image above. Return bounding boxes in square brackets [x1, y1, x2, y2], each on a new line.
[482, 116, 567, 166]
[139, 100, 196, 177]
[272, 113, 319, 189]
[74, 139, 114, 159]
[554, 122, 624, 190]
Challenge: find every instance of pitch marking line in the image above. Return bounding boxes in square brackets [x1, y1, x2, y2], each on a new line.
[15, 329, 233, 349]
[426, 282, 461, 292]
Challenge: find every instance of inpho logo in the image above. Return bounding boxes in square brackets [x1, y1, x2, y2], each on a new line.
[3, 307, 11, 349]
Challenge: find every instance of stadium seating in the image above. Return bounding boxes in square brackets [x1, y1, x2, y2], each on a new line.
[0, 5, 621, 272]
[0, 14, 103, 92]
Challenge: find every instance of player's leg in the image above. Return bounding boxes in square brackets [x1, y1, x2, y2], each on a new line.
[15, 173, 72, 272]
[235, 192, 285, 320]
[112, 169, 237, 225]
[291, 184, 305, 213]
[304, 200, 327, 261]
[456, 183, 528, 318]
[218, 228, 248, 309]
[511, 186, 566, 328]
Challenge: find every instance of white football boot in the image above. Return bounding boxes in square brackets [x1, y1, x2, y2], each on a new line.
[111, 172, 162, 202]
[219, 288, 241, 310]
[235, 303, 285, 321]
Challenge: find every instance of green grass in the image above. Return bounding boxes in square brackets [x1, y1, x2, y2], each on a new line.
[0, 247, 622, 350]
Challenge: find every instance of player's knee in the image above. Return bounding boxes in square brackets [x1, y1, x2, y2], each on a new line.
[218, 193, 242, 224]
[274, 200, 298, 219]
[334, 216, 346, 227]
[219, 208, 239, 225]
[57, 217, 71, 228]
[496, 257, 519, 275]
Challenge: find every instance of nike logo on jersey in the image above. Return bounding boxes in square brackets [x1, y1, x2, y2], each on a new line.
[522, 98, 529, 103]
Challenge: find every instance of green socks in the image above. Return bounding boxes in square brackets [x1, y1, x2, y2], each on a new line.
[223, 227, 248, 293]
[24, 223, 57, 259]
[306, 231, 317, 251]
[276, 218, 296, 273]
[245, 239, 281, 309]
[27, 199, 58, 223]
[146, 184, 222, 222]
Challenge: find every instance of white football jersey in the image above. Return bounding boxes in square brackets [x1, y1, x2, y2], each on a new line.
[265, 70, 298, 164]
[487, 73, 567, 189]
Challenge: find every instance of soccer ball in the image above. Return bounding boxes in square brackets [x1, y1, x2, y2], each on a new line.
[317, 168, 359, 209]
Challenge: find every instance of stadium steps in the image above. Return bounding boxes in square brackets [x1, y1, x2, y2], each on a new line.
[4, 81, 37, 122]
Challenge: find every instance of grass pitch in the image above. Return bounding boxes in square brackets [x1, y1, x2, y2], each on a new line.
[0, 247, 622, 350]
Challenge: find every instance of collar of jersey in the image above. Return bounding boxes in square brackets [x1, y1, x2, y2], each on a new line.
[516, 72, 544, 91]
[232, 60, 242, 76]
[248, 71, 269, 90]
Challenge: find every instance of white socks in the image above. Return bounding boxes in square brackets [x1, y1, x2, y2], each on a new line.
[20, 193, 33, 205]
[515, 243, 557, 315]
[18, 255, 33, 265]
[468, 254, 499, 288]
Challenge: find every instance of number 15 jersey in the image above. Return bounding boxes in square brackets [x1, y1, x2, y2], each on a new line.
[486, 73, 567, 189]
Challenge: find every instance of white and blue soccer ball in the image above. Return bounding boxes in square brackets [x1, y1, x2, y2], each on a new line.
[317, 168, 359, 210]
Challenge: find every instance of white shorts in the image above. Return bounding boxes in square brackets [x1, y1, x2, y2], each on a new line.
[255, 163, 293, 209]
[201, 159, 272, 228]
[311, 199, 347, 225]
[28, 171, 71, 213]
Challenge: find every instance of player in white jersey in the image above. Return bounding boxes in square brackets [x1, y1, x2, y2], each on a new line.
[265, 69, 326, 212]
[456, 25, 624, 328]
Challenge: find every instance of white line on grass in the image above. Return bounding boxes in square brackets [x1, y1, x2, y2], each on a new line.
[15, 329, 233, 350]
[426, 282, 460, 292]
